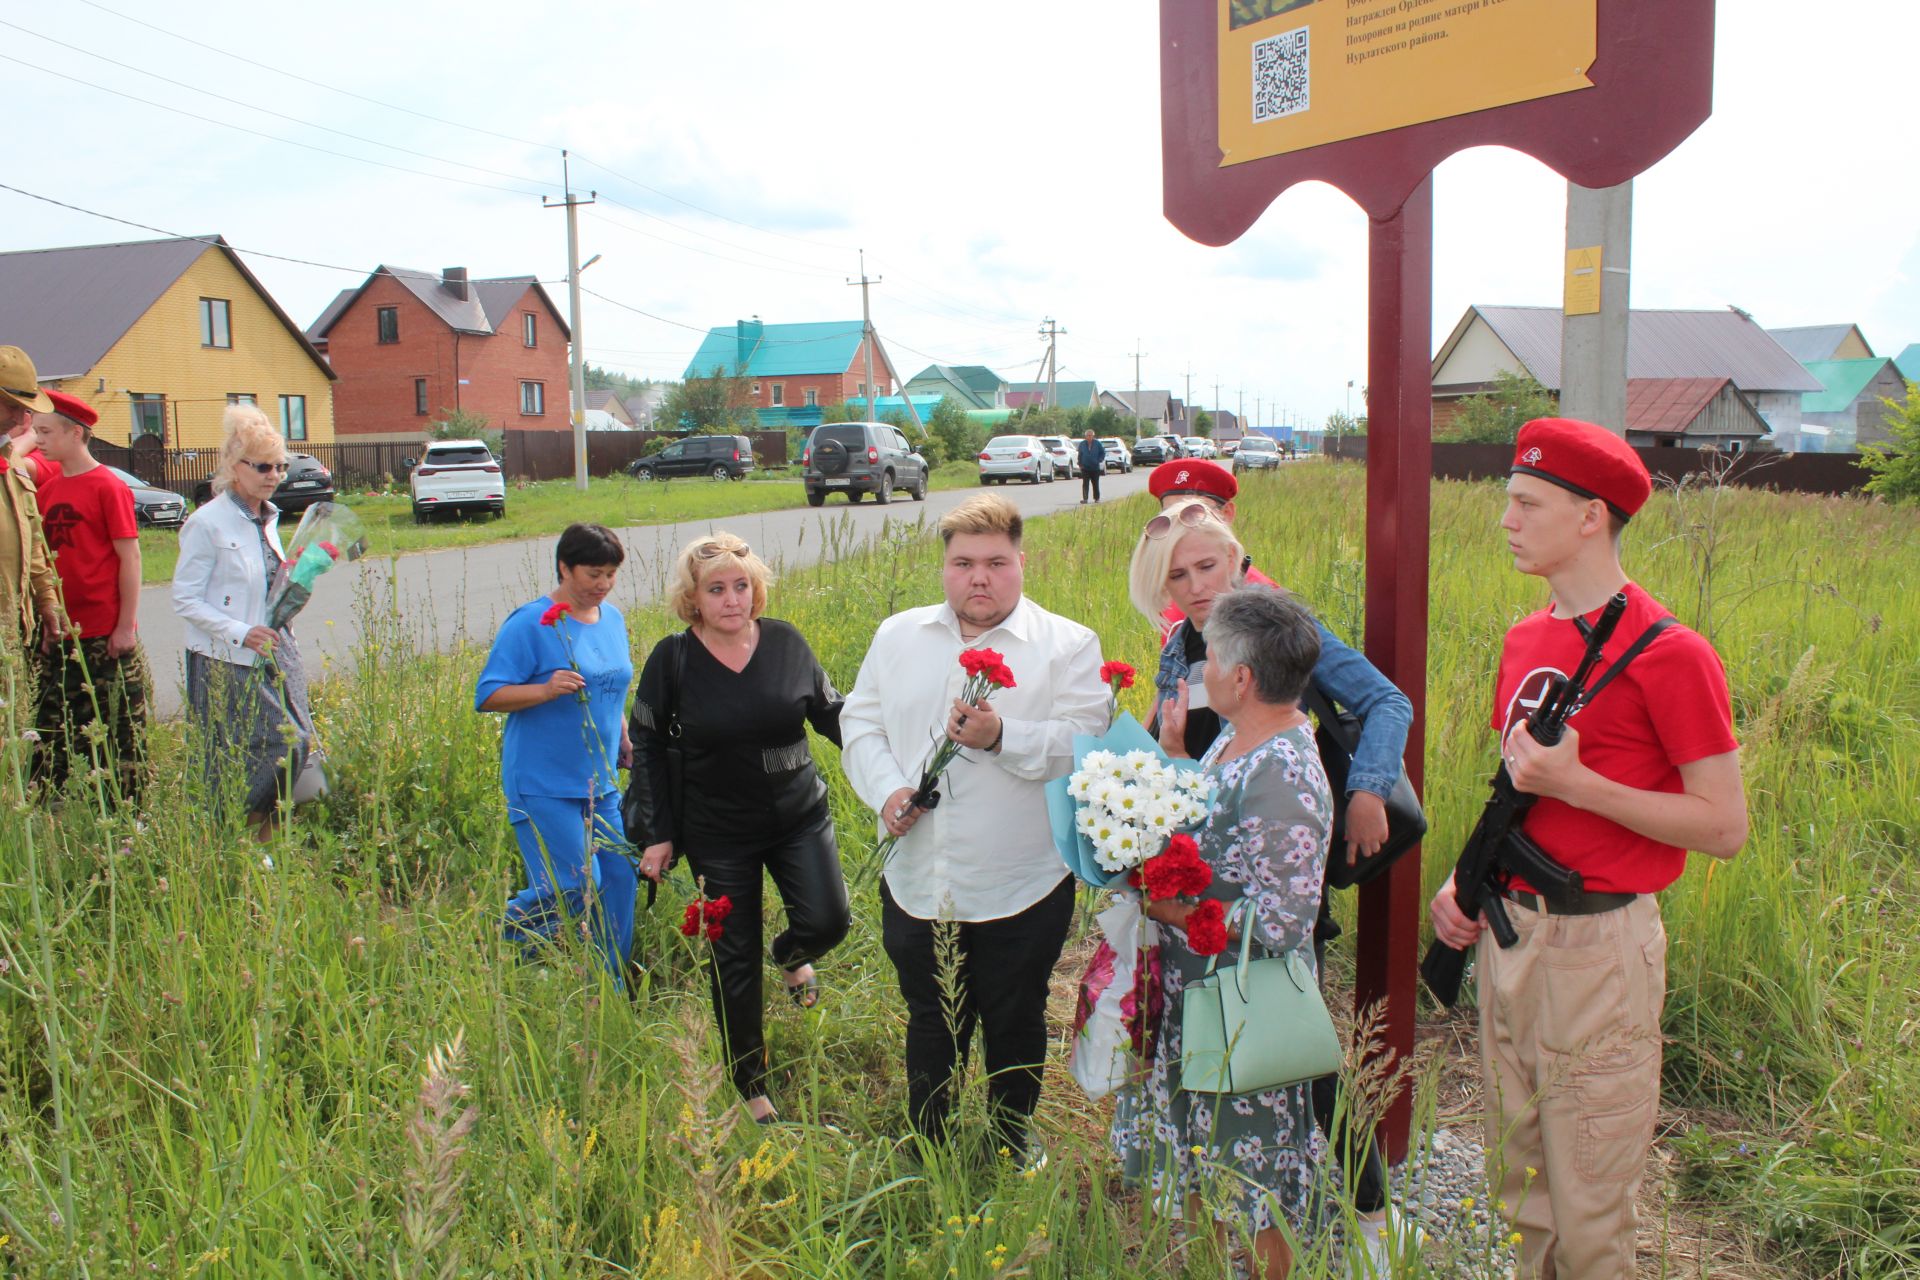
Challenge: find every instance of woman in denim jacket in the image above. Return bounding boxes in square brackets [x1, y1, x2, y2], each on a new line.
[1127, 497, 1415, 1265]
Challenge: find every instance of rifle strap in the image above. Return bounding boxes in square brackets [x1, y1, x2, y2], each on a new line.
[1574, 615, 1678, 706]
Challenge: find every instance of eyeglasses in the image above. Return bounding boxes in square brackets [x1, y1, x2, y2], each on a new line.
[1143, 503, 1215, 540]
[243, 460, 290, 476]
[695, 539, 747, 558]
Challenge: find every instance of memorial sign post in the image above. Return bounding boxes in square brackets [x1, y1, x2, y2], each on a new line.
[1160, 0, 1715, 1159]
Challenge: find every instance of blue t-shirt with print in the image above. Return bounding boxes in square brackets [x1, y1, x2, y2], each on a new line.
[476, 598, 634, 798]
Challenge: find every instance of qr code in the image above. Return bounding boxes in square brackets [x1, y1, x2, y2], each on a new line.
[1251, 26, 1310, 123]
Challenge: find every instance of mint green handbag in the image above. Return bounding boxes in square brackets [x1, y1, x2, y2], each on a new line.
[1180, 898, 1342, 1095]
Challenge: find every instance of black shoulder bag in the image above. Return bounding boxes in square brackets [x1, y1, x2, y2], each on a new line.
[1306, 683, 1428, 891]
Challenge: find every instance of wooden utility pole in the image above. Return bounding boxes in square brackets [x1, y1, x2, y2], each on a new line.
[543, 151, 595, 492]
[1038, 318, 1064, 409]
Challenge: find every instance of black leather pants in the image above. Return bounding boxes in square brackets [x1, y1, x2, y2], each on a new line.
[683, 807, 849, 1100]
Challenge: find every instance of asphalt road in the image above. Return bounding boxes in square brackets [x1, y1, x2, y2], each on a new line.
[137, 468, 1153, 717]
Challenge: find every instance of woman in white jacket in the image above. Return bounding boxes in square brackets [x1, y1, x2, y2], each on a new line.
[171, 405, 321, 833]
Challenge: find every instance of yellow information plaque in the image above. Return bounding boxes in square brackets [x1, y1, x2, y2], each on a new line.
[1564, 245, 1602, 315]
[1216, 0, 1597, 166]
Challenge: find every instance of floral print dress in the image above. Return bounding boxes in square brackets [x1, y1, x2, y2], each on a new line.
[1111, 720, 1334, 1235]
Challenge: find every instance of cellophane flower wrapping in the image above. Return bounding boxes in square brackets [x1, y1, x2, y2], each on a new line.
[1070, 895, 1162, 1099]
[266, 502, 368, 630]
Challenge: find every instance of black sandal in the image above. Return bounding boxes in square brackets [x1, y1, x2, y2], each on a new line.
[783, 965, 820, 1008]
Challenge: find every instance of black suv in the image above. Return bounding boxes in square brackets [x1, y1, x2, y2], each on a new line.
[802, 422, 928, 506]
[1130, 437, 1170, 466]
[625, 434, 756, 481]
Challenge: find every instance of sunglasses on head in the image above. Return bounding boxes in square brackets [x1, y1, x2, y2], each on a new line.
[1143, 503, 1216, 540]
[244, 460, 290, 476]
[695, 538, 748, 558]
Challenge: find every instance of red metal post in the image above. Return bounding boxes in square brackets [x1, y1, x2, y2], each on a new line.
[1356, 174, 1434, 1164]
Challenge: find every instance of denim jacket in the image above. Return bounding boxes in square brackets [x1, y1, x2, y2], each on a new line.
[1152, 613, 1413, 800]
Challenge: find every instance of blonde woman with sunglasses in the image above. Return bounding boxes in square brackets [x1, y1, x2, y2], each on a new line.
[172, 404, 323, 835]
[624, 532, 848, 1125]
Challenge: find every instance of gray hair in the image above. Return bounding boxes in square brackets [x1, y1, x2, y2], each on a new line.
[1205, 587, 1321, 707]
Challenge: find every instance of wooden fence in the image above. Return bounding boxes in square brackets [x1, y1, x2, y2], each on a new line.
[504, 430, 790, 482]
[1321, 438, 1872, 497]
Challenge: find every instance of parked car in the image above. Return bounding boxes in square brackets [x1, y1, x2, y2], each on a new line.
[1036, 435, 1077, 479]
[406, 439, 506, 523]
[626, 434, 756, 481]
[801, 421, 928, 506]
[190, 452, 335, 513]
[1100, 437, 1134, 473]
[977, 434, 1056, 485]
[1218, 439, 1240, 458]
[1131, 436, 1169, 466]
[1232, 435, 1282, 472]
[104, 466, 186, 530]
[1181, 436, 1216, 459]
[1159, 434, 1188, 459]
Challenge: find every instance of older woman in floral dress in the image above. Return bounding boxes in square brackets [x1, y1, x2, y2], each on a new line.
[1112, 586, 1333, 1280]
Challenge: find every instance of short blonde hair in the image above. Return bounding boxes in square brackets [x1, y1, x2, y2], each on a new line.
[667, 531, 772, 624]
[212, 403, 285, 495]
[938, 492, 1023, 546]
[1127, 499, 1244, 622]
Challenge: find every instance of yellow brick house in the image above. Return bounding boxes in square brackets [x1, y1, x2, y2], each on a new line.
[0, 235, 335, 449]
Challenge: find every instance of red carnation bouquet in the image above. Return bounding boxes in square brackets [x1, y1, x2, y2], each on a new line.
[680, 894, 732, 942]
[874, 647, 1017, 868]
[1136, 832, 1228, 957]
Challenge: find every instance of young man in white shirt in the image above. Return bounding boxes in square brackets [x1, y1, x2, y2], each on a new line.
[840, 493, 1108, 1160]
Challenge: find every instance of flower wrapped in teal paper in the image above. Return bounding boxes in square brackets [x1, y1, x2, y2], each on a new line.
[266, 502, 367, 629]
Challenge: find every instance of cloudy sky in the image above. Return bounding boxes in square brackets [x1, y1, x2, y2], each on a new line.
[5, 0, 1916, 428]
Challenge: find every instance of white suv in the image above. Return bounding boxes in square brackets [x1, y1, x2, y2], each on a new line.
[408, 439, 506, 523]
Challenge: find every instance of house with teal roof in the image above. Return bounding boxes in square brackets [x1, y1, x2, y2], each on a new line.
[1007, 380, 1100, 410]
[1895, 344, 1920, 386]
[1800, 357, 1909, 451]
[682, 317, 902, 428]
[903, 363, 1010, 409]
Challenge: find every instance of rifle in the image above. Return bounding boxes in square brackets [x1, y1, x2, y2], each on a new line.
[1419, 592, 1628, 1008]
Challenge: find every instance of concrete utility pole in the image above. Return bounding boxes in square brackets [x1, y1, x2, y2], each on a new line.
[1560, 181, 1632, 435]
[544, 150, 595, 492]
[1255, 395, 1262, 435]
[1184, 365, 1194, 427]
[848, 250, 882, 419]
[1038, 318, 1064, 410]
[1131, 341, 1149, 427]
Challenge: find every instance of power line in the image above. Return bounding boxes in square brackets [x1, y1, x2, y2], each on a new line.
[584, 207, 843, 281]
[570, 152, 855, 256]
[0, 17, 557, 191]
[0, 53, 547, 198]
[69, 0, 562, 152]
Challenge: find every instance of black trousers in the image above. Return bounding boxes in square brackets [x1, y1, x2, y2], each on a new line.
[1080, 470, 1102, 502]
[683, 808, 849, 1099]
[1313, 885, 1388, 1213]
[881, 874, 1076, 1150]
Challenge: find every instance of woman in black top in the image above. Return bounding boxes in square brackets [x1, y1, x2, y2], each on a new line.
[625, 532, 848, 1123]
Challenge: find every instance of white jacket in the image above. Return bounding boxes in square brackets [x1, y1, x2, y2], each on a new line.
[172, 492, 285, 667]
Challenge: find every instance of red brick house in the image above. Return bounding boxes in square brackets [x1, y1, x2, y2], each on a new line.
[308, 266, 569, 441]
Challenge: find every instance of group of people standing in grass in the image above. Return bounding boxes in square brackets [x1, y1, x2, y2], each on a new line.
[478, 418, 1747, 1280]
[1, 344, 324, 837]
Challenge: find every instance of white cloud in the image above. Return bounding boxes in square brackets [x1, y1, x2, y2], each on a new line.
[4, 0, 1916, 424]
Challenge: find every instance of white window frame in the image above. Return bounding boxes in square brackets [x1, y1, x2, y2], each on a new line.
[129, 394, 166, 441]
[278, 394, 308, 442]
[770, 383, 785, 407]
[520, 381, 545, 415]
[523, 313, 537, 347]
[804, 387, 818, 407]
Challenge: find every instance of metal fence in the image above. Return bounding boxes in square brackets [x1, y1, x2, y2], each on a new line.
[94, 438, 419, 499]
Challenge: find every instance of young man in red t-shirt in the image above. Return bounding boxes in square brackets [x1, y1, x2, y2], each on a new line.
[30, 390, 150, 798]
[1429, 419, 1747, 1279]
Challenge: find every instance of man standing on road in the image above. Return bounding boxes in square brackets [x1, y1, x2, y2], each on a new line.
[840, 493, 1107, 1164]
[1430, 418, 1747, 1279]
[1076, 429, 1106, 504]
[0, 346, 64, 656]
[31, 390, 150, 798]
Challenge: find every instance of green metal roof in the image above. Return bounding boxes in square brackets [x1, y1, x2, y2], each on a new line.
[1008, 380, 1099, 408]
[683, 320, 867, 380]
[951, 365, 1007, 395]
[1802, 357, 1894, 414]
[903, 364, 988, 408]
[1895, 344, 1920, 386]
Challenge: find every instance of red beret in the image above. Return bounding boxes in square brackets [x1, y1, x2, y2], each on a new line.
[1148, 458, 1237, 504]
[1511, 417, 1651, 520]
[45, 390, 98, 429]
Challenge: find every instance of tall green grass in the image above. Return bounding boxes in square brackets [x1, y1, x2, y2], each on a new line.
[3, 463, 1914, 1277]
